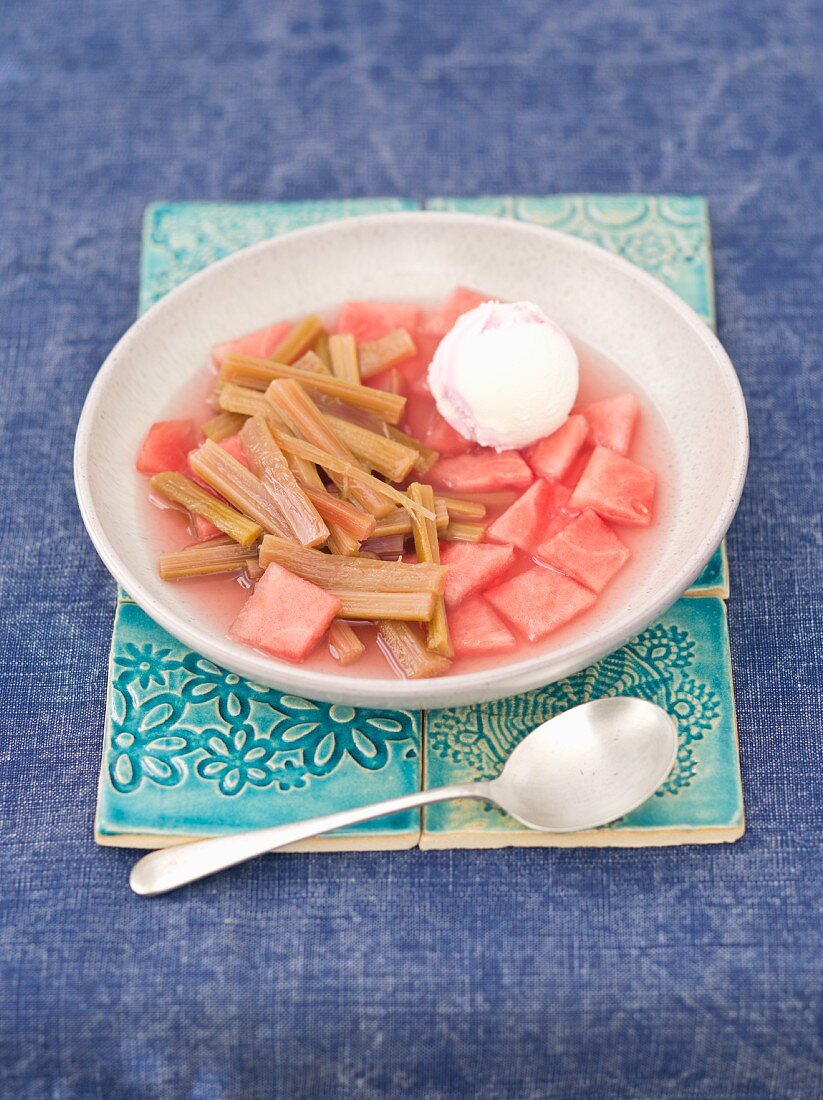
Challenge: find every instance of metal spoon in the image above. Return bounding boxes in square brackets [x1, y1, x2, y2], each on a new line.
[129, 697, 677, 896]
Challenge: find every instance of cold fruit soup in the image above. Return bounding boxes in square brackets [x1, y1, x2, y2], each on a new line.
[136, 290, 670, 680]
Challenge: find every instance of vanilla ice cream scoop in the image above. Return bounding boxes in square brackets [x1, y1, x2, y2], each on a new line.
[427, 300, 579, 451]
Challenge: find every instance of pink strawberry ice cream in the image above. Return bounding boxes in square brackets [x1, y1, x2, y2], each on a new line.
[427, 300, 579, 451]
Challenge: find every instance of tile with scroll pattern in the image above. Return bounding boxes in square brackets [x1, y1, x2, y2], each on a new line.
[422, 597, 743, 848]
[96, 600, 421, 849]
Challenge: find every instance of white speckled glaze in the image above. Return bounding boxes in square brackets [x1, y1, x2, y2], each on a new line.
[74, 212, 748, 708]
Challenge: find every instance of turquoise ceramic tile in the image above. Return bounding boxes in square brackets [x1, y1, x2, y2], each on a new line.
[97, 194, 739, 850]
[97, 601, 422, 848]
[100, 196, 423, 848]
[139, 197, 420, 313]
[687, 543, 729, 600]
[422, 598, 743, 847]
[426, 194, 715, 327]
[426, 194, 728, 599]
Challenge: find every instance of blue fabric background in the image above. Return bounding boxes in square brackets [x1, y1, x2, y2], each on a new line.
[1, 2, 821, 1096]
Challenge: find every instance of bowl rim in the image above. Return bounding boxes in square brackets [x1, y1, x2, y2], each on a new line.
[74, 210, 749, 708]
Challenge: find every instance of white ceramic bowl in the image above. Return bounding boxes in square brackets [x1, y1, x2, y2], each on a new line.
[74, 212, 748, 708]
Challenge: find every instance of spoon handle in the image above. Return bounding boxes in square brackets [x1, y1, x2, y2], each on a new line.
[129, 781, 493, 896]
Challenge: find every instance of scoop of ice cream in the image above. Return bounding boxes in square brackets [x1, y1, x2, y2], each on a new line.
[428, 300, 579, 451]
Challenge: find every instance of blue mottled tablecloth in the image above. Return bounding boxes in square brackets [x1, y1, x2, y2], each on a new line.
[1, 2, 821, 1097]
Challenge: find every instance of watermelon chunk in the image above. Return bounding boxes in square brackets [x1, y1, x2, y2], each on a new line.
[487, 479, 572, 552]
[578, 393, 639, 455]
[485, 566, 597, 642]
[218, 433, 250, 468]
[136, 419, 200, 475]
[569, 446, 656, 527]
[211, 321, 291, 367]
[448, 596, 516, 656]
[439, 541, 516, 608]
[398, 330, 440, 394]
[425, 287, 494, 336]
[229, 563, 340, 663]
[337, 301, 422, 343]
[424, 411, 474, 456]
[428, 451, 534, 493]
[526, 414, 588, 482]
[561, 444, 594, 489]
[193, 515, 222, 540]
[536, 509, 631, 592]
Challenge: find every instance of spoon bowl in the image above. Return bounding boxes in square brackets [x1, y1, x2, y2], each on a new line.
[490, 697, 678, 831]
[130, 696, 679, 896]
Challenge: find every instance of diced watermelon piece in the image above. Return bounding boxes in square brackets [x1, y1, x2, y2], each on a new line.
[568, 447, 656, 527]
[218, 433, 250, 468]
[526, 414, 589, 482]
[193, 515, 222, 540]
[425, 287, 494, 336]
[536, 509, 631, 592]
[337, 301, 422, 343]
[424, 411, 474, 456]
[439, 541, 516, 608]
[211, 321, 291, 367]
[448, 596, 516, 656]
[487, 479, 571, 552]
[398, 393, 436, 443]
[485, 566, 597, 642]
[366, 368, 405, 397]
[228, 563, 340, 663]
[561, 444, 594, 490]
[578, 393, 639, 455]
[396, 330, 440, 393]
[428, 451, 534, 493]
[136, 419, 200, 475]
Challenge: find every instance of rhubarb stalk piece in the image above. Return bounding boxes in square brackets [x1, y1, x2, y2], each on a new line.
[239, 416, 329, 548]
[150, 472, 262, 547]
[407, 482, 453, 657]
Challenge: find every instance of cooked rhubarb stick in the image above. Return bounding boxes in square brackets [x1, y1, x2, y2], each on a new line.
[150, 473, 262, 546]
[221, 354, 406, 423]
[360, 533, 407, 559]
[268, 427, 437, 522]
[218, 382, 272, 420]
[327, 527, 362, 557]
[159, 540, 259, 580]
[268, 379, 392, 517]
[372, 508, 415, 537]
[313, 330, 331, 369]
[328, 620, 365, 665]
[239, 416, 329, 548]
[325, 415, 417, 481]
[189, 439, 291, 537]
[358, 328, 416, 380]
[245, 558, 265, 582]
[442, 521, 486, 542]
[328, 333, 360, 384]
[408, 482, 452, 658]
[439, 496, 487, 520]
[302, 486, 377, 541]
[333, 590, 436, 622]
[202, 411, 247, 442]
[438, 489, 519, 508]
[258, 536, 445, 594]
[386, 425, 439, 474]
[377, 622, 452, 679]
[292, 349, 331, 375]
[374, 497, 448, 537]
[270, 315, 324, 364]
